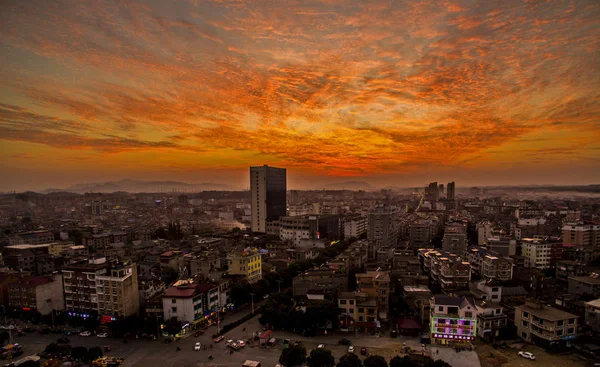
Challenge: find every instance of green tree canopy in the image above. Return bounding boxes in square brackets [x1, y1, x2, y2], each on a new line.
[279, 345, 307, 367]
[389, 356, 419, 367]
[364, 355, 388, 367]
[337, 353, 363, 367]
[308, 348, 335, 367]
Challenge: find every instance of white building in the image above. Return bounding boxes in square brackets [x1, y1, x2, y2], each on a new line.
[477, 222, 495, 246]
[162, 283, 220, 324]
[521, 238, 552, 270]
[343, 216, 368, 239]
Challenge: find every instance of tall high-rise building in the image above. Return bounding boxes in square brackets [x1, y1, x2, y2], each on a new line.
[250, 165, 287, 232]
[425, 182, 439, 202]
[438, 184, 444, 198]
[447, 181, 456, 200]
[367, 206, 399, 260]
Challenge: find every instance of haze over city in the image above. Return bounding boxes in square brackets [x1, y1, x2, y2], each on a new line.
[1, 0, 599, 191]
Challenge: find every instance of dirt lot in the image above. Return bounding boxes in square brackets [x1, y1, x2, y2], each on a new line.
[476, 343, 588, 367]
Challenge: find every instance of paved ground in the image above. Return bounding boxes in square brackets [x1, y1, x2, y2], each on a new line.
[476, 343, 588, 367]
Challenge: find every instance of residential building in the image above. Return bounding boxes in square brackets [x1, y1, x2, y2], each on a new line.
[392, 249, 422, 286]
[250, 165, 287, 233]
[338, 291, 379, 331]
[8, 230, 54, 245]
[356, 271, 390, 321]
[476, 300, 507, 342]
[517, 218, 547, 238]
[83, 231, 128, 249]
[562, 222, 600, 247]
[565, 246, 600, 264]
[486, 236, 517, 257]
[292, 269, 347, 297]
[476, 222, 495, 246]
[584, 298, 600, 332]
[425, 182, 439, 202]
[96, 262, 140, 318]
[63, 258, 139, 318]
[466, 247, 514, 282]
[409, 220, 433, 249]
[442, 222, 467, 256]
[515, 300, 578, 348]
[7, 274, 64, 315]
[521, 238, 553, 270]
[429, 295, 477, 345]
[447, 182, 455, 201]
[556, 260, 588, 282]
[568, 273, 600, 298]
[419, 249, 471, 292]
[279, 215, 317, 245]
[367, 206, 399, 260]
[162, 283, 220, 328]
[227, 249, 262, 284]
[343, 215, 368, 239]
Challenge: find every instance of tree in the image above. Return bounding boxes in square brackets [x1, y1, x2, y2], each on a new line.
[230, 285, 250, 307]
[337, 353, 363, 367]
[162, 267, 179, 286]
[308, 348, 335, 367]
[304, 300, 340, 329]
[87, 346, 103, 361]
[389, 356, 418, 367]
[165, 317, 181, 336]
[279, 345, 307, 367]
[364, 355, 388, 367]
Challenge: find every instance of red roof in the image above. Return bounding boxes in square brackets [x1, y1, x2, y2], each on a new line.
[164, 287, 197, 298]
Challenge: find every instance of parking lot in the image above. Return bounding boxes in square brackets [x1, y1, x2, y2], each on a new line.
[476, 343, 588, 367]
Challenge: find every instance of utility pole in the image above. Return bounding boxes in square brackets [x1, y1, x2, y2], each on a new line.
[250, 293, 255, 315]
[276, 280, 283, 293]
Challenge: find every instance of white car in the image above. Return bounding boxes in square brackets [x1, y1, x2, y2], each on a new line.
[518, 351, 536, 360]
[348, 346, 355, 353]
[226, 339, 234, 345]
[79, 331, 91, 337]
[317, 344, 325, 349]
[237, 340, 246, 347]
[195, 342, 201, 351]
[96, 333, 108, 338]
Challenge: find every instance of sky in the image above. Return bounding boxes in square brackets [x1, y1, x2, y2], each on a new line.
[0, 0, 599, 191]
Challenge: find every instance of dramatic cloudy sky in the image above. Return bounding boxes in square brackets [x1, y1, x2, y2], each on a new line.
[1, 0, 599, 190]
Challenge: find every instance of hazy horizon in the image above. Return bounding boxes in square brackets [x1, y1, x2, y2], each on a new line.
[1, 0, 599, 190]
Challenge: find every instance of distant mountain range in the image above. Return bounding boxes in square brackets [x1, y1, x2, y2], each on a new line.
[314, 181, 375, 191]
[43, 179, 230, 193]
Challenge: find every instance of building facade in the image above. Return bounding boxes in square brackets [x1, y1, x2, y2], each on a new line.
[562, 222, 600, 247]
[515, 300, 578, 348]
[250, 165, 287, 233]
[96, 263, 140, 318]
[356, 271, 390, 321]
[7, 274, 64, 315]
[227, 249, 262, 284]
[430, 295, 477, 345]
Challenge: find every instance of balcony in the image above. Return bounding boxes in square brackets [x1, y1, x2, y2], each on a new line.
[529, 327, 559, 341]
[531, 320, 554, 332]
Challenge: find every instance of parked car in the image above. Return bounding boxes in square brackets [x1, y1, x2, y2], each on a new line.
[97, 333, 108, 338]
[317, 344, 325, 349]
[195, 342, 201, 351]
[213, 335, 225, 343]
[63, 331, 74, 336]
[518, 351, 535, 360]
[79, 331, 91, 337]
[360, 347, 367, 355]
[237, 340, 246, 347]
[338, 338, 352, 345]
[391, 330, 398, 338]
[348, 346, 355, 353]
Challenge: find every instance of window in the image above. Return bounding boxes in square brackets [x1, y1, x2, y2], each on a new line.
[358, 308, 364, 313]
[172, 299, 176, 304]
[349, 300, 354, 305]
[522, 332, 527, 338]
[495, 309, 501, 314]
[522, 321, 529, 327]
[465, 312, 473, 318]
[340, 300, 347, 305]
[491, 295, 499, 300]
[171, 307, 177, 312]
[492, 287, 499, 292]
[522, 311, 529, 319]
[557, 320, 564, 326]
[438, 306, 444, 312]
[556, 330, 563, 336]
[568, 318, 575, 325]
[567, 328, 574, 334]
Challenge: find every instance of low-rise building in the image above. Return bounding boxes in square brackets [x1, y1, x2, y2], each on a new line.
[227, 249, 262, 284]
[442, 223, 467, 256]
[356, 271, 390, 321]
[584, 298, 600, 332]
[466, 247, 513, 282]
[429, 295, 478, 345]
[292, 269, 348, 297]
[476, 300, 507, 342]
[556, 260, 588, 282]
[7, 274, 64, 315]
[419, 249, 471, 292]
[515, 300, 578, 348]
[568, 273, 600, 298]
[485, 236, 517, 257]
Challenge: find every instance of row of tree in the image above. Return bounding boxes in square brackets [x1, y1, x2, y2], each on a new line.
[280, 346, 452, 367]
[259, 293, 340, 333]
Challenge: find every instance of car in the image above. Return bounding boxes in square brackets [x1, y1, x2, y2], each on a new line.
[97, 333, 108, 338]
[226, 339, 234, 345]
[213, 335, 225, 343]
[63, 331, 74, 336]
[79, 331, 91, 337]
[237, 340, 246, 347]
[195, 342, 201, 351]
[317, 344, 325, 349]
[360, 347, 367, 355]
[339, 338, 352, 345]
[348, 346, 355, 353]
[518, 351, 536, 360]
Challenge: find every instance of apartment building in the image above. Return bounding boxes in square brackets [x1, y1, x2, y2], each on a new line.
[475, 300, 507, 341]
[568, 273, 600, 298]
[7, 274, 64, 315]
[442, 223, 467, 256]
[409, 220, 433, 249]
[556, 260, 588, 282]
[429, 295, 478, 345]
[562, 222, 600, 247]
[515, 300, 578, 348]
[227, 249, 262, 284]
[476, 222, 495, 245]
[96, 262, 140, 318]
[466, 247, 513, 282]
[278, 215, 317, 245]
[8, 230, 54, 245]
[368, 206, 399, 260]
[522, 238, 558, 270]
[584, 299, 600, 332]
[356, 271, 390, 321]
[83, 231, 128, 249]
[486, 236, 517, 257]
[338, 291, 379, 331]
[63, 258, 139, 318]
[419, 249, 471, 292]
[3, 244, 56, 275]
[162, 283, 220, 329]
[343, 215, 368, 240]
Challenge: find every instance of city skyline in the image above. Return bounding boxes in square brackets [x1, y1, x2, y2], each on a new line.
[1, 0, 599, 191]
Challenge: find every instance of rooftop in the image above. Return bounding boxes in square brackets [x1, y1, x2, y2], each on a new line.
[516, 303, 578, 322]
[569, 274, 600, 284]
[585, 299, 600, 308]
